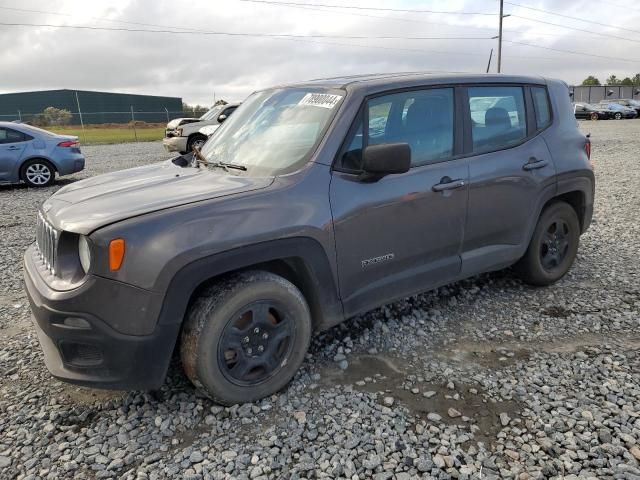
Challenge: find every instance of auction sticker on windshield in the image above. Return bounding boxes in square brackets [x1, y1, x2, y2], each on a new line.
[299, 93, 342, 109]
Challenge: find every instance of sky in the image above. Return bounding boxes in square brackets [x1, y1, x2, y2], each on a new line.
[1, 0, 639, 106]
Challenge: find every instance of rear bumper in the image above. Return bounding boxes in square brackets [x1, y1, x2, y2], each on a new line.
[23, 246, 179, 390]
[56, 154, 85, 176]
[163, 136, 187, 153]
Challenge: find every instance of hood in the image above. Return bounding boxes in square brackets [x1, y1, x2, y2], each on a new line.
[43, 160, 273, 235]
[166, 117, 202, 128]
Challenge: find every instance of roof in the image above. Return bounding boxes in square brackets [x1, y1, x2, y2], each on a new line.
[279, 72, 549, 92]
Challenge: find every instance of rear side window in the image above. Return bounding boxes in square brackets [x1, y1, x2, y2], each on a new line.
[468, 86, 526, 153]
[532, 87, 552, 130]
[0, 128, 28, 144]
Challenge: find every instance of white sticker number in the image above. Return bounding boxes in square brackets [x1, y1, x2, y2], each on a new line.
[298, 93, 342, 109]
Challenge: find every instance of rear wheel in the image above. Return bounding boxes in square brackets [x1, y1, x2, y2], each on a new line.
[614, 112, 623, 120]
[590, 112, 599, 121]
[180, 271, 312, 405]
[21, 159, 55, 187]
[515, 201, 580, 286]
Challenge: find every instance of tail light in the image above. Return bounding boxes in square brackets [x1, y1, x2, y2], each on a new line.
[58, 140, 79, 148]
[584, 139, 591, 160]
[584, 136, 593, 168]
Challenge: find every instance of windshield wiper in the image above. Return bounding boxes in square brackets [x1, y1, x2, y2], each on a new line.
[192, 147, 247, 171]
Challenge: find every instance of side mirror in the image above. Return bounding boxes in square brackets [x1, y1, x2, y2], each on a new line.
[217, 114, 228, 123]
[360, 143, 411, 181]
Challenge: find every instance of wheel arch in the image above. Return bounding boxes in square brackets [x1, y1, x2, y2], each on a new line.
[19, 156, 57, 179]
[156, 237, 344, 335]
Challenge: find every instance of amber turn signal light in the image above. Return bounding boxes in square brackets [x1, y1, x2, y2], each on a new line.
[109, 239, 125, 271]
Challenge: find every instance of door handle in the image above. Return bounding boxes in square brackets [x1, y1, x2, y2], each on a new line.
[523, 157, 549, 171]
[7, 146, 20, 151]
[432, 176, 466, 192]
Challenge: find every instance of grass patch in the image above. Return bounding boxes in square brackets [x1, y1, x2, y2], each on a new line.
[47, 126, 165, 145]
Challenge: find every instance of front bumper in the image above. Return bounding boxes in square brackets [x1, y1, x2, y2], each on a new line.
[162, 136, 187, 153]
[23, 245, 179, 390]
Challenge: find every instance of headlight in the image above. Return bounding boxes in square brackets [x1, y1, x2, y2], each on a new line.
[176, 127, 183, 136]
[78, 235, 91, 273]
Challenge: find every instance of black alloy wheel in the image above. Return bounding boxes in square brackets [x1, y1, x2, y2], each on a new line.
[539, 219, 571, 272]
[514, 201, 580, 286]
[217, 301, 293, 385]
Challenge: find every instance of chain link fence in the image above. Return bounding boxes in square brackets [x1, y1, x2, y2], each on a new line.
[0, 108, 210, 143]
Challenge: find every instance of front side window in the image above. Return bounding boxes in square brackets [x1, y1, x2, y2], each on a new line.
[468, 86, 527, 153]
[338, 88, 455, 170]
[532, 87, 551, 130]
[0, 128, 27, 144]
[201, 88, 344, 175]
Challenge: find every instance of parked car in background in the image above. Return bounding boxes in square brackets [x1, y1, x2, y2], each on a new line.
[163, 103, 240, 154]
[24, 74, 593, 405]
[572, 102, 612, 120]
[598, 102, 637, 119]
[0, 122, 84, 187]
[607, 98, 640, 116]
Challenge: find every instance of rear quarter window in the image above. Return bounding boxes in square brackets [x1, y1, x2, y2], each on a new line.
[532, 87, 552, 130]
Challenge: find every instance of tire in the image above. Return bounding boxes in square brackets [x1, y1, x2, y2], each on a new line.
[186, 134, 207, 152]
[180, 270, 312, 405]
[615, 112, 622, 120]
[515, 201, 580, 286]
[21, 159, 55, 187]
[590, 112, 599, 121]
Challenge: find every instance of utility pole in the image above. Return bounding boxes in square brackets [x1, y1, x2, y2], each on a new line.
[497, 0, 504, 73]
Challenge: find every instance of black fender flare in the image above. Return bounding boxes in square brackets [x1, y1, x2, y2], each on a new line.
[156, 237, 344, 332]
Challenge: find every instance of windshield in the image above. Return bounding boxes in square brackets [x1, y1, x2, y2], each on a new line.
[200, 88, 344, 176]
[606, 103, 624, 111]
[200, 105, 225, 120]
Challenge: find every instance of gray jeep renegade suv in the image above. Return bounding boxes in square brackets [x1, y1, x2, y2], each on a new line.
[24, 73, 594, 405]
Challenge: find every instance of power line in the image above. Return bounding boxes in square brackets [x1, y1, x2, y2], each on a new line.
[509, 14, 640, 45]
[505, 1, 640, 36]
[0, 22, 493, 41]
[0, 4, 610, 43]
[236, 0, 497, 16]
[503, 40, 640, 63]
[598, 0, 640, 12]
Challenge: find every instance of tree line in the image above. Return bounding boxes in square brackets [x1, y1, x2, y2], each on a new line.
[182, 99, 228, 117]
[581, 74, 640, 86]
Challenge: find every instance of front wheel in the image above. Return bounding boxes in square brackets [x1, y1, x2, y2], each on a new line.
[515, 201, 580, 286]
[187, 134, 207, 152]
[180, 271, 312, 405]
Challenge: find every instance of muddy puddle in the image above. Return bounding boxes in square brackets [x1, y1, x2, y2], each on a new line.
[320, 355, 521, 445]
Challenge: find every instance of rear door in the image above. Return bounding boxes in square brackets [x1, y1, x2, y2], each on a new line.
[460, 84, 556, 275]
[329, 86, 469, 316]
[0, 127, 29, 181]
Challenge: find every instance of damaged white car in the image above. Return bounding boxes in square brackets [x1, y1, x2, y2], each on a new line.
[163, 103, 240, 154]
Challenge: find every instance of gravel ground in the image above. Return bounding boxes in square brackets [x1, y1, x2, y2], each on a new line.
[0, 121, 639, 480]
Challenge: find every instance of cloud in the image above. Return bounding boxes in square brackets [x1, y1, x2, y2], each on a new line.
[0, 0, 638, 105]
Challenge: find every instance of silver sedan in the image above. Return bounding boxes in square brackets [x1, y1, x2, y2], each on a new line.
[0, 122, 85, 187]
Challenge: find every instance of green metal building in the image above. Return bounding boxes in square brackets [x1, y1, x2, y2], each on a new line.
[0, 89, 183, 125]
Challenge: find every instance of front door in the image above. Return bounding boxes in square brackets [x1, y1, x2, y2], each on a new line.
[0, 127, 28, 181]
[329, 87, 469, 316]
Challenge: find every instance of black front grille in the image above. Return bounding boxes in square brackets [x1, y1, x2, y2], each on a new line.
[35, 211, 59, 276]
